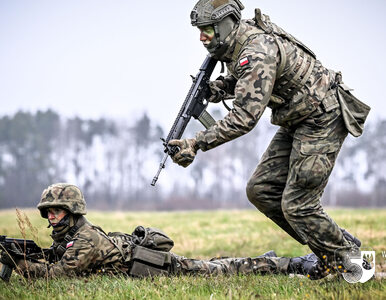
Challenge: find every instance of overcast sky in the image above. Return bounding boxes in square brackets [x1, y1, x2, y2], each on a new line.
[1, 0, 386, 129]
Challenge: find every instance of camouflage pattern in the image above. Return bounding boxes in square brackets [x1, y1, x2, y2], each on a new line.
[172, 254, 290, 276]
[192, 10, 370, 267]
[190, 0, 244, 27]
[195, 18, 332, 150]
[245, 105, 357, 264]
[14, 217, 293, 278]
[169, 138, 199, 168]
[37, 183, 87, 218]
[337, 84, 371, 137]
[16, 218, 126, 278]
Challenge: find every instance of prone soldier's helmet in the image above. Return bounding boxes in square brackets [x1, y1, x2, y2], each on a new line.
[191, 0, 244, 57]
[37, 183, 87, 218]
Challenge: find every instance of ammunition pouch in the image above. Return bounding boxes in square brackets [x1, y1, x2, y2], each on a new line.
[128, 245, 171, 277]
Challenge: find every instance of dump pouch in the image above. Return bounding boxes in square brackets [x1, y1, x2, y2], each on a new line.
[132, 226, 174, 252]
[128, 245, 171, 277]
[337, 84, 371, 137]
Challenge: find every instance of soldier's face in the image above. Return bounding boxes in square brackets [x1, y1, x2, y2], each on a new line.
[47, 208, 67, 226]
[199, 25, 215, 47]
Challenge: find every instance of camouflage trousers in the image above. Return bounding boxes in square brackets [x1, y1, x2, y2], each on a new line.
[246, 100, 359, 265]
[171, 254, 290, 276]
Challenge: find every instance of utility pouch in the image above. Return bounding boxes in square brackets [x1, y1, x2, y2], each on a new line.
[337, 84, 371, 137]
[128, 245, 171, 277]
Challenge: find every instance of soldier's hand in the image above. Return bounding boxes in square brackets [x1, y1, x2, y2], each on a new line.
[208, 80, 227, 103]
[168, 138, 199, 168]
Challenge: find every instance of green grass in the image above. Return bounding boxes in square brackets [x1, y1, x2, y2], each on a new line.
[0, 208, 385, 299]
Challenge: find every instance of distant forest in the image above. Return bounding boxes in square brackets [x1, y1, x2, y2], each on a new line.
[0, 110, 385, 210]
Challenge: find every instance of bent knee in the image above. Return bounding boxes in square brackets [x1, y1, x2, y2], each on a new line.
[246, 178, 264, 204]
[246, 180, 273, 214]
[246, 178, 256, 201]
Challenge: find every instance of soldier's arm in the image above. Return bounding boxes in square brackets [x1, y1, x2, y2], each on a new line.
[195, 34, 278, 151]
[16, 237, 98, 278]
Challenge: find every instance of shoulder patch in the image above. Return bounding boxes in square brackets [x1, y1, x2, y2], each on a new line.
[66, 241, 74, 248]
[239, 57, 250, 67]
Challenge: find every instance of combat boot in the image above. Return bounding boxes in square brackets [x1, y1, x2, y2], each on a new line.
[288, 253, 329, 280]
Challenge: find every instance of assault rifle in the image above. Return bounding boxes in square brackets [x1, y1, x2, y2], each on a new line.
[151, 55, 218, 186]
[0, 235, 54, 281]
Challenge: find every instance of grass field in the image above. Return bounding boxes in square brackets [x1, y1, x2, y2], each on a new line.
[0, 208, 385, 299]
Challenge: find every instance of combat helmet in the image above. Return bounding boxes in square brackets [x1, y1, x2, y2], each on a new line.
[37, 183, 87, 218]
[191, 0, 244, 57]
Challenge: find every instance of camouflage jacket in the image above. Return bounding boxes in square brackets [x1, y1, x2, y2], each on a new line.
[195, 16, 334, 151]
[17, 218, 127, 278]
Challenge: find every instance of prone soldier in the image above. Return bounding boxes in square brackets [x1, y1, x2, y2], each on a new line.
[0, 183, 334, 279]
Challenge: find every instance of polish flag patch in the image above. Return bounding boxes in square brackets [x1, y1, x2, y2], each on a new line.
[66, 241, 74, 248]
[239, 57, 250, 66]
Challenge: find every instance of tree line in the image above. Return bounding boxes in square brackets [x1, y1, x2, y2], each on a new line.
[0, 110, 384, 210]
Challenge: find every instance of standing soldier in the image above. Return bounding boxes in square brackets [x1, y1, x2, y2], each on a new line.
[0, 183, 332, 279]
[168, 0, 370, 278]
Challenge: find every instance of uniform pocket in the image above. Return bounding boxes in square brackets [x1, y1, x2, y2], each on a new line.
[295, 140, 342, 189]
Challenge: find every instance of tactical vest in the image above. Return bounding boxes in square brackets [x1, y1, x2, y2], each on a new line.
[230, 9, 371, 134]
[231, 8, 317, 100]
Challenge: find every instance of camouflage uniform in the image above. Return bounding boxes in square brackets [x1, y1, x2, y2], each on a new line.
[13, 183, 292, 278]
[173, 253, 289, 276]
[189, 1, 370, 267]
[15, 216, 290, 278]
[17, 218, 127, 278]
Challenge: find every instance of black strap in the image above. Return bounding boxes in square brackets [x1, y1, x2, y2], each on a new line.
[55, 216, 86, 257]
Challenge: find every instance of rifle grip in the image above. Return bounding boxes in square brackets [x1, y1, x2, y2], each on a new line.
[0, 263, 13, 282]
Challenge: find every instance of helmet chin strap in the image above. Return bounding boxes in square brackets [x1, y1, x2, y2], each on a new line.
[213, 23, 223, 49]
